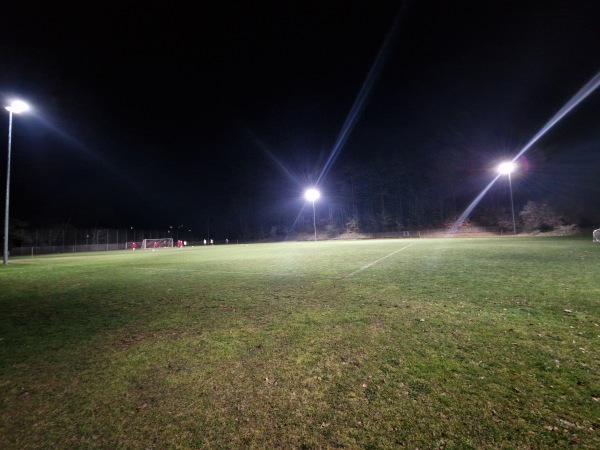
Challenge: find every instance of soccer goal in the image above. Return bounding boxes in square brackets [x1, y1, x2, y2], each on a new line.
[141, 238, 174, 249]
[593, 229, 600, 243]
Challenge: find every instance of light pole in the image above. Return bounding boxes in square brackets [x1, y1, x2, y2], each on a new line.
[305, 188, 320, 242]
[4, 100, 30, 265]
[498, 161, 516, 235]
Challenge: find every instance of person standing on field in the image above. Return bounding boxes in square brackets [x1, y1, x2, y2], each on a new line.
[153, 241, 158, 251]
[132, 242, 137, 251]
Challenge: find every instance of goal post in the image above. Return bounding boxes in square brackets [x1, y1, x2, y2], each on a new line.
[141, 238, 174, 249]
[593, 229, 600, 243]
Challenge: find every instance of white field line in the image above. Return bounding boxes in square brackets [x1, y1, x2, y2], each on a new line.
[346, 242, 417, 277]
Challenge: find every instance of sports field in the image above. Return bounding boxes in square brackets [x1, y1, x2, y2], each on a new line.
[0, 237, 598, 449]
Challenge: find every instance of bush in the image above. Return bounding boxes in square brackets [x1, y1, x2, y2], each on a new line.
[520, 201, 563, 232]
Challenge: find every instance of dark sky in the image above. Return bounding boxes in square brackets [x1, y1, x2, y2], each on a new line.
[1, 1, 599, 234]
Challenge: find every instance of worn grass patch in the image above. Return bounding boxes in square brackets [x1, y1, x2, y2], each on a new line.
[0, 237, 598, 449]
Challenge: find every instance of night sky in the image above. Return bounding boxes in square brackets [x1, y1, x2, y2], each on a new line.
[1, 1, 599, 237]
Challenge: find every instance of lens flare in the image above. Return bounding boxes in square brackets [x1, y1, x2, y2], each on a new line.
[316, 4, 408, 186]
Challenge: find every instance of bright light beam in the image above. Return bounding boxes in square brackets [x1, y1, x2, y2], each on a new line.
[448, 174, 501, 234]
[513, 71, 600, 162]
[316, 3, 409, 187]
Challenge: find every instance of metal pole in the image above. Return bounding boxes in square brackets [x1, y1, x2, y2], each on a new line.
[3, 111, 13, 265]
[312, 200, 317, 242]
[508, 173, 516, 235]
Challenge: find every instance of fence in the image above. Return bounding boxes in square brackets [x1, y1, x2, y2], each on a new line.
[8, 228, 197, 256]
[10, 243, 125, 256]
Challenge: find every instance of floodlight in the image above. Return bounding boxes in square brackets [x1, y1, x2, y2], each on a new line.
[305, 188, 320, 202]
[497, 161, 515, 175]
[5, 100, 30, 114]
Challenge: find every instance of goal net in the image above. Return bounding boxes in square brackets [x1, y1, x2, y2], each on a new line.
[593, 229, 600, 243]
[141, 238, 174, 249]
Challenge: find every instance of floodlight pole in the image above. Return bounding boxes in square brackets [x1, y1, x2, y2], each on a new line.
[305, 188, 320, 242]
[3, 110, 14, 265]
[498, 161, 517, 235]
[3, 101, 29, 265]
[507, 172, 516, 235]
[311, 199, 317, 242]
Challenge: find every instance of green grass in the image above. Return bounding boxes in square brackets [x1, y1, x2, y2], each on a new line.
[0, 237, 598, 449]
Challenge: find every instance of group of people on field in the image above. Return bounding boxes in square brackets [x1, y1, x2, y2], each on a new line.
[130, 240, 187, 251]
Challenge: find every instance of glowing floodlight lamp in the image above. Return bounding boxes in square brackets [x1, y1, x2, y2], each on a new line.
[305, 188, 320, 202]
[497, 161, 515, 175]
[6, 100, 30, 114]
[305, 188, 320, 242]
[497, 161, 516, 235]
[4, 100, 30, 265]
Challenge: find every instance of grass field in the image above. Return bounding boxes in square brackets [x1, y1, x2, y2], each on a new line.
[0, 237, 598, 449]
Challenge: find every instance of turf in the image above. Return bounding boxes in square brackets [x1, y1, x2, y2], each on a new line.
[0, 237, 598, 449]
